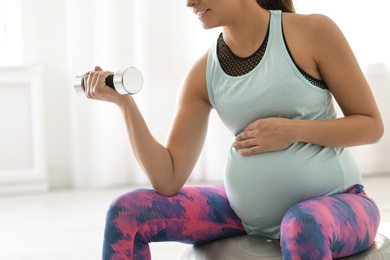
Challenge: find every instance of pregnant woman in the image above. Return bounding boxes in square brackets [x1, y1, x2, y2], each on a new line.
[83, 0, 384, 259]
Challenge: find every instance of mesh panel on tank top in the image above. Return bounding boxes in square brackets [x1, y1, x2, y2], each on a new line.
[217, 31, 328, 90]
[217, 32, 268, 77]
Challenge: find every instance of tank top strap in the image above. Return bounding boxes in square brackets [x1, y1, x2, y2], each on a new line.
[268, 10, 285, 54]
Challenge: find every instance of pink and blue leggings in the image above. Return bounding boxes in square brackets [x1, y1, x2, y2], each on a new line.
[102, 184, 380, 260]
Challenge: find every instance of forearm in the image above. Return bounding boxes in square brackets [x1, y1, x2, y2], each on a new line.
[292, 115, 384, 148]
[117, 96, 176, 195]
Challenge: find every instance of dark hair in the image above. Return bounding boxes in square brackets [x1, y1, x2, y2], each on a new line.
[256, 0, 295, 13]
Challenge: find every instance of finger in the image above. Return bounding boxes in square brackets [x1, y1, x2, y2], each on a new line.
[83, 73, 92, 98]
[94, 66, 103, 72]
[85, 72, 100, 97]
[93, 72, 115, 94]
[89, 71, 106, 86]
[236, 129, 254, 141]
[233, 138, 254, 149]
[236, 131, 248, 141]
[83, 77, 88, 96]
[94, 66, 114, 79]
[243, 122, 256, 132]
[239, 146, 262, 156]
[89, 71, 99, 89]
[99, 71, 114, 87]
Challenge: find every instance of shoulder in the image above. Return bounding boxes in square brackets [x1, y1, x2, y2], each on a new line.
[179, 50, 211, 106]
[184, 50, 208, 89]
[283, 12, 340, 38]
[283, 12, 349, 62]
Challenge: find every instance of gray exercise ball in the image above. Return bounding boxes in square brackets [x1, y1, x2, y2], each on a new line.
[178, 233, 390, 260]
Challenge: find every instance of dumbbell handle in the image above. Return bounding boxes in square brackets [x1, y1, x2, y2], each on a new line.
[105, 75, 115, 89]
[74, 67, 143, 95]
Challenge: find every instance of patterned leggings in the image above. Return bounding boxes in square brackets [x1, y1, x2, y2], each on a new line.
[102, 184, 380, 260]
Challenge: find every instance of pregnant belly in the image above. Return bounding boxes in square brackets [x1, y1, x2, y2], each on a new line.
[224, 142, 344, 237]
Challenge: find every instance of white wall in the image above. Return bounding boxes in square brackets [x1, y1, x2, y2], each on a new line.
[353, 64, 390, 174]
[294, 0, 390, 66]
[20, 0, 72, 188]
[18, 0, 220, 189]
[16, 0, 390, 190]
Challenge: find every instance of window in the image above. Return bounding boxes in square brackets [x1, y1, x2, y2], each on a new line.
[0, 0, 22, 66]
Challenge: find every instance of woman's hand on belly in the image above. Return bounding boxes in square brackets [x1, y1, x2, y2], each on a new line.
[233, 117, 297, 156]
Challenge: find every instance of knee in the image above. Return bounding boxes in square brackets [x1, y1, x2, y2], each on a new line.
[280, 203, 325, 241]
[106, 188, 154, 221]
[280, 204, 333, 259]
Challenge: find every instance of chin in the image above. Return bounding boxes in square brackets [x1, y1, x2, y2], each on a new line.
[200, 22, 217, 30]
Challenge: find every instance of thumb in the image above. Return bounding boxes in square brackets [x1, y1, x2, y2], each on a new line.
[94, 66, 103, 72]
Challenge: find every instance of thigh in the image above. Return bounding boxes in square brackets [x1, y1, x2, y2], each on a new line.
[103, 185, 246, 259]
[138, 184, 246, 244]
[281, 185, 380, 259]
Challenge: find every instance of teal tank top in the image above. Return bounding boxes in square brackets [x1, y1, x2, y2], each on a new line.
[206, 10, 363, 239]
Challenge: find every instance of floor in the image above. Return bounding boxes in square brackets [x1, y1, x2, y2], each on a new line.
[0, 175, 389, 260]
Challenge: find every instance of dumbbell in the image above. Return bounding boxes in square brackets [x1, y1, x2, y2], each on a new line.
[74, 67, 143, 95]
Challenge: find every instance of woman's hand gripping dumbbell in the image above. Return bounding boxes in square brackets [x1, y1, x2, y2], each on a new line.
[74, 66, 143, 99]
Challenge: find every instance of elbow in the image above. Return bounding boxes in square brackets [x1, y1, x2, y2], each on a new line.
[372, 123, 384, 144]
[152, 185, 180, 197]
[144, 164, 181, 197]
[151, 180, 182, 197]
[368, 118, 384, 144]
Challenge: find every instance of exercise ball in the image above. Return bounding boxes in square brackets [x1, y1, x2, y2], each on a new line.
[178, 233, 390, 259]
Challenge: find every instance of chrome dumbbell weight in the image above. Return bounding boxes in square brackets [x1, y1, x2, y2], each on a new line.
[74, 67, 143, 95]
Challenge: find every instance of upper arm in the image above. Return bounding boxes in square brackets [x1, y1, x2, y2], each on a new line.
[311, 15, 382, 122]
[165, 51, 212, 189]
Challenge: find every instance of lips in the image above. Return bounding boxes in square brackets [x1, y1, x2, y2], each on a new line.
[195, 9, 209, 18]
